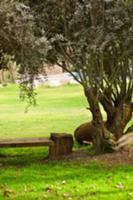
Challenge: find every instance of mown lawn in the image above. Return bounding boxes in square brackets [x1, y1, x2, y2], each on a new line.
[0, 84, 133, 200]
[0, 84, 89, 138]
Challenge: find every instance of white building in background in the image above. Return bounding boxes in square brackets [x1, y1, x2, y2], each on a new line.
[16, 64, 79, 88]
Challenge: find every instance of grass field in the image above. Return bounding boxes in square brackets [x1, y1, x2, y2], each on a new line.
[0, 84, 89, 138]
[0, 84, 133, 200]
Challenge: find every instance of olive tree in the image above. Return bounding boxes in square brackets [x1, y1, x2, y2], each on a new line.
[30, 0, 133, 152]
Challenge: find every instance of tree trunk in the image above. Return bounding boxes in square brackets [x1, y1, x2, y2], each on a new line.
[84, 88, 116, 153]
[0, 69, 4, 84]
[100, 89, 133, 140]
[106, 103, 133, 139]
[8, 61, 16, 83]
[91, 123, 115, 153]
[83, 87, 133, 153]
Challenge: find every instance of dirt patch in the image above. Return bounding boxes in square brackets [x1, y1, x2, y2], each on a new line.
[58, 148, 133, 166]
[91, 149, 133, 166]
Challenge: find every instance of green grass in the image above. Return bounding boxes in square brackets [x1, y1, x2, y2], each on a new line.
[0, 84, 89, 138]
[0, 158, 133, 200]
[0, 84, 133, 200]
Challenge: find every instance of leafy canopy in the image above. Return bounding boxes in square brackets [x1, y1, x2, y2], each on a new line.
[0, 0, 133, 107]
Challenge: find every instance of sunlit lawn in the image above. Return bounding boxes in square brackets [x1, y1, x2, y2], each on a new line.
[0, 84, 133, 200]
[0, 84, 89, 138]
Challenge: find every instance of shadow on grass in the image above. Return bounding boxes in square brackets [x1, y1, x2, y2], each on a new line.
[0, 147, 49, 167]
[0, 144, 94, 167]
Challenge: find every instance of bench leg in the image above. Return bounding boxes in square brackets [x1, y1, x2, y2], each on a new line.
[49, 133, 73, 159]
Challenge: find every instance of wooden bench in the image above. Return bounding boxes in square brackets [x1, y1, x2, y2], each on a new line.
[0, 133, 73, 159]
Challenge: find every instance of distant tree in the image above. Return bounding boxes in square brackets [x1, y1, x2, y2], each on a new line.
[0, 0, 133, 153]
[0, 0, 49, 70]
[0, 0, 50, 102]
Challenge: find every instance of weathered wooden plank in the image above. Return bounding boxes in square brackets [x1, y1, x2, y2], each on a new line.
[0, 137, 53, 148]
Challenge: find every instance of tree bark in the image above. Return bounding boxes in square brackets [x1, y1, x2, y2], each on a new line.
[105, 103, 133, 139]
[100, 89, 133, 139]
[84, 88, 116, 153]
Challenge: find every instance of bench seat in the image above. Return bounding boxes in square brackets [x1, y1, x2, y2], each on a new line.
[0, 133, 73, 159]
[0, 137, 53, 148]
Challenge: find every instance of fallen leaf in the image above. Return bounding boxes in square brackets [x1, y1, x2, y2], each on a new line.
[0, 185, 4, 189]
[128, 192, 133, 196]
[24, 185, 28, 193]
[57, 186, 62, 190]
[90, 184, 97, 189]
[45, 185, 54, 193]
[116, 182, 124, 189]
[63, 193, 72, 199]
[61, 180, 66, 185]
[3, 188, 14, 197]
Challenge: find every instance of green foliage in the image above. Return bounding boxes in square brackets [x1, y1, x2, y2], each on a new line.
[0, 0, 52, 106]
[35, 0, 133, 103]
[23, 0, 133, 134]
[19, 83, 37, 113]
[0, 0, 132, 106]
[0, 0, 50, 72]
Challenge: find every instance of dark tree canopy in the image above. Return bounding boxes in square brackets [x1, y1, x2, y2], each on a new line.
[0, 0, 133, 153]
